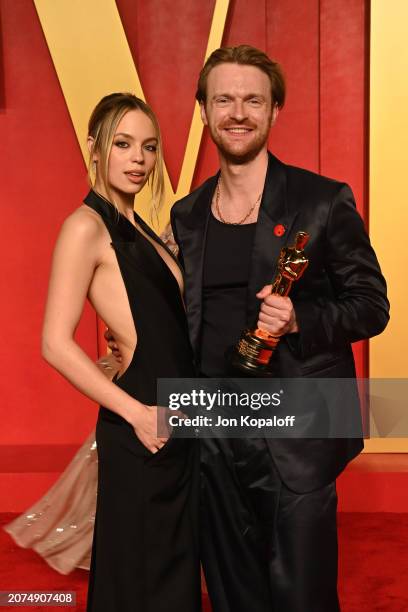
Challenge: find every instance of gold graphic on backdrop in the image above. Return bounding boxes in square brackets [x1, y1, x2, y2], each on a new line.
[33, 0, 230, 229]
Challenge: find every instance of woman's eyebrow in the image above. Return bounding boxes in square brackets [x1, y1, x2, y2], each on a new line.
[114, 132, 158, 143]
[114, 132, 133, 139]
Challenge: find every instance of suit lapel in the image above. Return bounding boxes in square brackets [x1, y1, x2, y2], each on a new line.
[176, 175, 218, 356]
[246, 153, 298, 326]
[177, 153, 301, 353]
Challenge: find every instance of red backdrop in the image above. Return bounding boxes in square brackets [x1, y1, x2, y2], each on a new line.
[0, 0, 368, 452]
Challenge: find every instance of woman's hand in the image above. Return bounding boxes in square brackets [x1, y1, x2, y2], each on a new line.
[131, 404, 170, 454]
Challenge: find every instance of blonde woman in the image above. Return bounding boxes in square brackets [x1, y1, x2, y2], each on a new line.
[8, 93, 200, 612]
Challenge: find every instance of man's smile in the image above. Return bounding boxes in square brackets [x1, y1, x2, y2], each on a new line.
[224, 127, 252, 132]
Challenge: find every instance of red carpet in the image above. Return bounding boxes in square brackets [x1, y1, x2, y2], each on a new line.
[337, 512, 408, 611]
[1, 512, 407, 611]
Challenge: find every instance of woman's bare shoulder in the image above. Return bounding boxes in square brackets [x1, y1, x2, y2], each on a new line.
[63, 204, 105, 234]
[55, 204, 109, 248]
[50, 205, 110, 268]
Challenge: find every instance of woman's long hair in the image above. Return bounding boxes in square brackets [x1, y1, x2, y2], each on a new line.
[87, 93, 165, 223]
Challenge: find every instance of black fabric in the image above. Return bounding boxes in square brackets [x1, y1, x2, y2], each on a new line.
[201, 213, 255, 376]
[171, 152, 389, 492]
[171, 152, 389, 611]
[200, 437, 339, 612]
[84, 191, 201, 612]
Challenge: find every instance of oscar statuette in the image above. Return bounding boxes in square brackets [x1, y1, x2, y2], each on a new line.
[231, 231, 310, 373]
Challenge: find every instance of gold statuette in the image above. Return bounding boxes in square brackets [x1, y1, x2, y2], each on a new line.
[231, 231, 310, 373]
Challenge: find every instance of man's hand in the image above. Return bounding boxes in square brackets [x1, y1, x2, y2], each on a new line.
[160, 223, 179, 256]
[256, 285, 298, 336]
[96, 353, 120, 380]
[104, 328, 122, 363]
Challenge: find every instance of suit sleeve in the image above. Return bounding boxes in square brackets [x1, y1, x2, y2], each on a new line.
[289, 184, 389, 358]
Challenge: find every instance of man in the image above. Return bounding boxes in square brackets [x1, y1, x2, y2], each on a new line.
[108, 45, 388, 610]
[169, 45, 389, 611]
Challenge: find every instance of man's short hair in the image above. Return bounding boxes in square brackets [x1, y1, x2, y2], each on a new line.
[196, 44, 286, 108]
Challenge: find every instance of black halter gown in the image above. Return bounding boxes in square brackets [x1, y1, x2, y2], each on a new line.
[84, 191, 200, 612]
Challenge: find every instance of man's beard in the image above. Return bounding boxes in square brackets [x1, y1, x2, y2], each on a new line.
[211, 124, 270, 165]
[216, 137, 268, 165]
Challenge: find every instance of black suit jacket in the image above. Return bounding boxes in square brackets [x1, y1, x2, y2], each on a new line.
[171, 152, 389, 493]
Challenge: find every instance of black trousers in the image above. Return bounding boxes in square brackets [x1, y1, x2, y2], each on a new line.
[87, 410, 201, 612]
[200, 437, 340, 612]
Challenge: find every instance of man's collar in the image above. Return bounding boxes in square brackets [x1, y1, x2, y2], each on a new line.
[184, 150, 288, 227]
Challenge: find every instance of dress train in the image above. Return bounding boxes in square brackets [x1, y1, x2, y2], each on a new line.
[4, 431, 97, 574]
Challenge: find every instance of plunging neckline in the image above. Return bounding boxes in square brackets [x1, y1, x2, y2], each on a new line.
[85, 190, 183, 291]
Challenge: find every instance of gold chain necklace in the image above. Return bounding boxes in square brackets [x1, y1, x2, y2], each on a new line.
[215, 177, 262, 225]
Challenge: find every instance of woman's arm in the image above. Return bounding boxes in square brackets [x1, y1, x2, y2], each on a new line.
[42, 211, 165, 453]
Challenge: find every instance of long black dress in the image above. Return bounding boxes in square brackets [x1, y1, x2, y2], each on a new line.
[84, 191, 200, 612]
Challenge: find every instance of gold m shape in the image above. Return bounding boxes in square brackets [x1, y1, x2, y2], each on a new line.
[33, 0, 230, 228]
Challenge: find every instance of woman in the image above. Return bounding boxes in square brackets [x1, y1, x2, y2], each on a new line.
[4, 237, 179, 580]
[9, 93, 200, 612]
